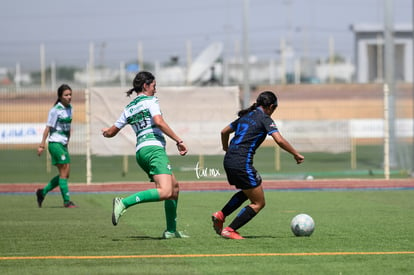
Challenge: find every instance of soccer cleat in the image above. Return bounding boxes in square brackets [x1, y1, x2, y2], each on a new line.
[63, 201, 78, 208]
[221, 227, 244, 240]
[112, 197, 126, 226]
[162, 230, 190, 239]
[211, 211, 225, 235]
[36, 189, 45, 208]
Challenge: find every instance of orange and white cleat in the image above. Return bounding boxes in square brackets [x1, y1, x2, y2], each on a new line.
[221, 227, 244, 240]
[211, 211, 225, 235]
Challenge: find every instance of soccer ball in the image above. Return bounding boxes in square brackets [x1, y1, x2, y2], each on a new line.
[290, 214, 315, 237]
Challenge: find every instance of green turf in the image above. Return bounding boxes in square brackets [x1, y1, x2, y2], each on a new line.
[0, 190, 413, 274]
[0, 144, 410, 183]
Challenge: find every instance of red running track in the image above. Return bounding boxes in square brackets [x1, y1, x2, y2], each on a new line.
[0, 179, 413, 193]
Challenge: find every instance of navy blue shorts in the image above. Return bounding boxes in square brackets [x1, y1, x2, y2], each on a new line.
[224, 166, 262, 190]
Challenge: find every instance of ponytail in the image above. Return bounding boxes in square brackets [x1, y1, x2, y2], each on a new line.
[237, 91, 278, 117]
[126, 71, 155, 97]
[126, 87, 136, 97]
[238, 103, 257, 117]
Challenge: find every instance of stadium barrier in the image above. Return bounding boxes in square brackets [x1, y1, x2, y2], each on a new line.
[0, 83, 412, 182]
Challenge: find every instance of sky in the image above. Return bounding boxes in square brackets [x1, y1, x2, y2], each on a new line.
[0, 0, 412, 72]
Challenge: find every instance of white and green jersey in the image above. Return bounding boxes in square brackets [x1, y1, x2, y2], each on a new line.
[46, 102, 72, 145]
[115, 95, 166, 152]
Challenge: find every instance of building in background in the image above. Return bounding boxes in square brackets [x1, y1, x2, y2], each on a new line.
[351, 24, 413, 83]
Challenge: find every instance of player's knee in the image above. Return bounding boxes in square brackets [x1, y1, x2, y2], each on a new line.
[170, 193, 178, 200]
[169, 180, 179, 199]
[158, 188, 174, 200]
[256, 202, 265, 212]
[250, 201, 265, 213]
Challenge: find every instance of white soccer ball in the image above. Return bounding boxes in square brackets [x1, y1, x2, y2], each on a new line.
[290, 213, 315, 237]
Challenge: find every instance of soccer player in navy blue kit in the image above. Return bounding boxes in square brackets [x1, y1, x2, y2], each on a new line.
[212, 91, 304, 239]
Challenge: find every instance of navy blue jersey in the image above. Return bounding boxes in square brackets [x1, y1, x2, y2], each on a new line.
[224, 107, 278, 169]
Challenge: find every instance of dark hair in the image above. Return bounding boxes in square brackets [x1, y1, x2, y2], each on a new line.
[126, 71, 155, 97]
[55, 84, 72, 105]
[238, 91, 278, 117]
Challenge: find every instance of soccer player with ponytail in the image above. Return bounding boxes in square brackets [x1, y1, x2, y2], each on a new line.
[102, 71, 189, 239]
[212, 91, 304, 239]
[36, 84, 77, 208]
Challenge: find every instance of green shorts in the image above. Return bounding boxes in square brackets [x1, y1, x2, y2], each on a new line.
[48, 142, 71, 165]
[136, 146, 172, 181]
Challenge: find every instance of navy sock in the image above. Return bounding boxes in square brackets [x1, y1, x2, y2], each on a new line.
[221, 191, 248, 217]
[228, 205, 257, 231]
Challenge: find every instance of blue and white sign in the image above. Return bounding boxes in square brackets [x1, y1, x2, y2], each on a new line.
[0, 123, 44, 144]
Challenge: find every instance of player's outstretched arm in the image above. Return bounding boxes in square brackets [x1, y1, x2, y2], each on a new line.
[271, 131, 304, 164]
[102, 125, 120, 138]
[153, 115, 187, 156]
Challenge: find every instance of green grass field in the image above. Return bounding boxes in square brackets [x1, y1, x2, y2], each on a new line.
[0, 144, 410, 183]
[1, 190, 413, 274]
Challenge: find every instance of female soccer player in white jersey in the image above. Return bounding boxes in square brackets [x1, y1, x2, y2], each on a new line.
[36, 84, 77, 208]
[102, 71, 189, 239]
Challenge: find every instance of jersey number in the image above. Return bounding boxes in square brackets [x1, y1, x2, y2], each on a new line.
[128, 110, 149, 131]
[233, 123, 249, 144]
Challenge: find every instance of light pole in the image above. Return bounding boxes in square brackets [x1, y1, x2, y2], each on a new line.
[242, 0, 250, 108]
[384, 0, 397, 170]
